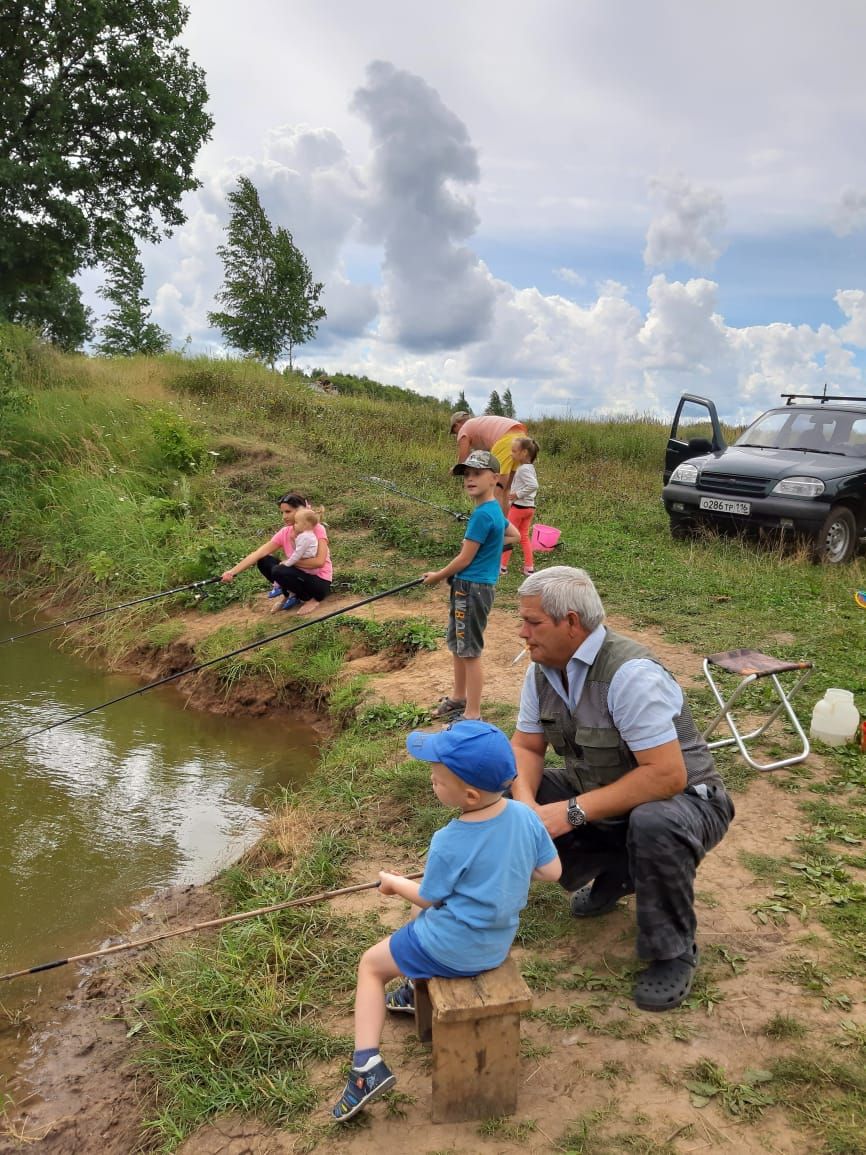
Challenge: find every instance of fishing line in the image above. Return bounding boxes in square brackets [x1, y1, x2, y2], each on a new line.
[1, 577, 222, 645]
[0, 578, 424, 752]
[0, 871, 425, 982]
[361, 474, 469, 522]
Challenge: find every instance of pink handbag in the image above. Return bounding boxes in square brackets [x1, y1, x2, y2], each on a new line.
[530, 523, 561, 552]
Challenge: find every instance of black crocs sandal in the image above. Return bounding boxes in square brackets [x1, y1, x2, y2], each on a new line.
[633, 943, 700, 1012]
[569, 873, 634, 918]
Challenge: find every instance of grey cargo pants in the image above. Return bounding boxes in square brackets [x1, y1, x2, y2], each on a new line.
[537, 768, 734, 961]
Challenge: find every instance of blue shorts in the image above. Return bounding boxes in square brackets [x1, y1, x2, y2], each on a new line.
[389, 921, 480, 980]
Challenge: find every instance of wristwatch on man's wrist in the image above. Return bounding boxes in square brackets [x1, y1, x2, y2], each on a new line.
[566, 796, 588, 828]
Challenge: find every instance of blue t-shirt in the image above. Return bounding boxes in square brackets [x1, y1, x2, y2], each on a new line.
[459, 499, 508, 584]
[414, 800, 557, 972]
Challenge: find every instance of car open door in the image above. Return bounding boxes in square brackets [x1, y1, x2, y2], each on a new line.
[664, 394, 726, 483]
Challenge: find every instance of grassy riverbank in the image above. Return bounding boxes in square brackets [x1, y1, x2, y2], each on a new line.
[3, 325, 866, 1153]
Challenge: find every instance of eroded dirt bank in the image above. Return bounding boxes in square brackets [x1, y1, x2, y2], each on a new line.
[0, 593, 853, 1155]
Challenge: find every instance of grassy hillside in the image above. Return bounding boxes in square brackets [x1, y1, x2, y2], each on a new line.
[1, 323, 863, 698]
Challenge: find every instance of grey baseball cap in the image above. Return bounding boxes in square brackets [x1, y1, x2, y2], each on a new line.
[452, 449, 501, 475]
[449, 410, 471, 431]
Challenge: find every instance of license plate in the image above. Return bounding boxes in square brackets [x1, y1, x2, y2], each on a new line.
[699, 497, 750, 515]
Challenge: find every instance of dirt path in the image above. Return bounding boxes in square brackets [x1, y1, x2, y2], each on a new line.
[1, 596, 849, 1154]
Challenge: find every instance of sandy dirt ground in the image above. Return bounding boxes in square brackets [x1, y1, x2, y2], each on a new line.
[1, 591, 858, 1154]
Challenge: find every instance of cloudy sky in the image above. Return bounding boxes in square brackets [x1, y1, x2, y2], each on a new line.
[82, 0, 866, 420]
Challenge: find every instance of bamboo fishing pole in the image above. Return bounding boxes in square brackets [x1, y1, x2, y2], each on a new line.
[1, 577, 222, 645]
[0, 872, 425, 982]
[0, 577, 425, 752]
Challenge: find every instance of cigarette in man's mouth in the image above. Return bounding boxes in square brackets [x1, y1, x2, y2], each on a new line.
[511, 648, 528, 665]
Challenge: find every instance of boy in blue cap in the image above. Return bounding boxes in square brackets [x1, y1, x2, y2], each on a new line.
[331, 720, 561, 1122]
[422, 449, 520, 723]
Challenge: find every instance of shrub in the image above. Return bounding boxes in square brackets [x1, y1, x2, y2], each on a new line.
[150, 409, 208, 473]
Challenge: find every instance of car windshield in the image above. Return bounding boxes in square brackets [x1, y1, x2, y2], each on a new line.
[735, 409, 866, 457]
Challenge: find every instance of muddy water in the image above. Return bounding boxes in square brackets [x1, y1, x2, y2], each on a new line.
[0, 599, 318, 1019]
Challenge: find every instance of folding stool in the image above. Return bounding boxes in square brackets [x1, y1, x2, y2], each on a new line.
[702, 649, 814, 771]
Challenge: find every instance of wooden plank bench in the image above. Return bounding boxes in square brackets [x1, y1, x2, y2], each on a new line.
[413, 956, 533, 1123]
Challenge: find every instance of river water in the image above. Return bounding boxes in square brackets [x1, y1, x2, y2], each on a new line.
[0, 598, 318, 1001]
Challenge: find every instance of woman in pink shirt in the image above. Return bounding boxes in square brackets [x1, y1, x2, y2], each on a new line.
[221, 492, 333, 616]
[450, 412, 527, 513]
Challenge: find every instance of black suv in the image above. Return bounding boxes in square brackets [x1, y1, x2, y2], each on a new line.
[662, 392, 866, 564]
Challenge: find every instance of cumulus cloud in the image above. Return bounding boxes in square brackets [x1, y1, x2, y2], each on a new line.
[350, 61, 496, 350]
[411, 271, 857, 420]
[644, 173, 727, 268]
[317, 273, 378, 339]
[832, 187, 866, 236]
[554, 266, 586, 286]
[638, 275, 729, 372]
[834, 289, 866, 347]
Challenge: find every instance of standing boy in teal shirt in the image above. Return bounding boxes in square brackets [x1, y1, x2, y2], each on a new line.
[422, 450, 519, 722]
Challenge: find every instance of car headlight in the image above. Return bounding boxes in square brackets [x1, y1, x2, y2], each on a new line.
[772, 476, 825, 498]
[669, 463, 699, 485]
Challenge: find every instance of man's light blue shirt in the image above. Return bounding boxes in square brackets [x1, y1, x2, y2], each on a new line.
[516, 624, 684, 751]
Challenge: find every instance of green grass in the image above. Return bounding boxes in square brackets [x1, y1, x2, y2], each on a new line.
[683, 1058, 776, 1119]
[557, 1104, 685, 1154]
[762, 1013, 809, 1040]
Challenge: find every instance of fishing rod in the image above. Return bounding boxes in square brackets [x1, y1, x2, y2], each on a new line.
[0, 577, 424, 752]
[0, 871, 424, 982]
[1, 577, 222, 645]
[361, 475, 469, 522]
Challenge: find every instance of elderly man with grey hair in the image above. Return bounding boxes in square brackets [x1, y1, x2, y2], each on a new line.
[510, 566, 733, 1011]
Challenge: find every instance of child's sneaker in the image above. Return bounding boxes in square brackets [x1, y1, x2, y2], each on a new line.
[522, 567, 535, 576]
[500, 566, 508, 575]
[431, 696, 466, 719]
[331, 1058, 396, 1122]
[385, 980, 415, 1014]
[267, 582, 283, 598]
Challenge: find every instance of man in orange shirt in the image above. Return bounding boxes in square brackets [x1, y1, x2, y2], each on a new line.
[450, 411, 527, 512]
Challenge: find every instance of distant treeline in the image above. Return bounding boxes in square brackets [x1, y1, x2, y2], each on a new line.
[304, 369, 452, 411]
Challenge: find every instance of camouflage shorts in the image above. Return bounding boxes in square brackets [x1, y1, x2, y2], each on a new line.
[446, 577, 495, 658]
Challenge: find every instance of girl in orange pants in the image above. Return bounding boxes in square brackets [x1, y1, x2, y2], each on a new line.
[500, 437, 539, 575]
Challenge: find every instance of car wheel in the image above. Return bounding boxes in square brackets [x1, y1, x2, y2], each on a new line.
[812, 506, 858, 564]
[669, 513, 698, 541]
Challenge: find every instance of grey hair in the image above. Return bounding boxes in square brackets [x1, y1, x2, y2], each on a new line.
[518, 566, 606, 629]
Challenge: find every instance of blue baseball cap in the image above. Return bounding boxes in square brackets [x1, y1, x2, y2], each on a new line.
[406, 721, 516, 792]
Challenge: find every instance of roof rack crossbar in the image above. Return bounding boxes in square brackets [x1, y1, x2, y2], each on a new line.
[781, 393, 866, 405]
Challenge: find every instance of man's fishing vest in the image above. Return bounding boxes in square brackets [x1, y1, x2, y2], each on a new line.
[535, 630, 721, 796]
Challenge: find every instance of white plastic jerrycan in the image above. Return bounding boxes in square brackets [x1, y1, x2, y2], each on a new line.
[810, 689, 860, 746]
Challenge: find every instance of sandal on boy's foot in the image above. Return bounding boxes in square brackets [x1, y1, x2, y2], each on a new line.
[385, 980, 415, 1014]
[430, 696, 466, 719]
[633, 943, 700, 1012]
[332, 1058, 396, 1122]
[267, 583, 284, 599]
[278, 595, 300, 611]
[570, 872, 634, 918]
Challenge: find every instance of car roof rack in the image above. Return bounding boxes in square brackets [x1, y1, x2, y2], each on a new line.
[781, 392, 866, 406]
